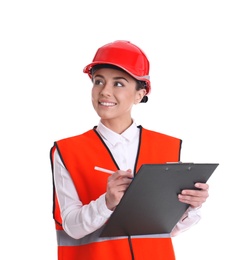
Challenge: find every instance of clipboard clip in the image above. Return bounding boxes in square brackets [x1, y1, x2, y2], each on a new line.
[166, 162, 194, 171]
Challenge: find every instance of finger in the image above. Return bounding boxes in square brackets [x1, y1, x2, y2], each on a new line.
[178, 196, 202, 208]
[195, 182, 209, 190]
[107, 173, 133, 193]
[179, 198, 202, 208]
[179, 193, 206, 202]
[181, 189, 209, 197]
[109, 169, 133, 181]
[179, 185, 209, 199]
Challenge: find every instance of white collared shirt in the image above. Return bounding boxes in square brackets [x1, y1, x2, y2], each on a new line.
[53, 121, 201, 239]
[96, 120, 140, 171]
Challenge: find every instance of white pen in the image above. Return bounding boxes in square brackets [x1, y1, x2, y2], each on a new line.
[94, 166, 115, 174]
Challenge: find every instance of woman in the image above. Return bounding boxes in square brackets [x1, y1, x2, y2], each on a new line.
[50, 40, 209, 260]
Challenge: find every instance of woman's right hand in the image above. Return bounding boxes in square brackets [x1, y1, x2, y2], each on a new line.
[105, 169, 133, 210]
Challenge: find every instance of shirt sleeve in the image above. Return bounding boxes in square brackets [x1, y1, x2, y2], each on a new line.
[53, 149, 113, 239]
[170, 206, 202, 236]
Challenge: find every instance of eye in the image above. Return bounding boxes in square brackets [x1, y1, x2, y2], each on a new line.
[93, 79, 104, 86]
[114, 81, 124, 87]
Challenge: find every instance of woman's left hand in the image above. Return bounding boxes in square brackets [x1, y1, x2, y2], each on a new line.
[178, 183, 209, 208]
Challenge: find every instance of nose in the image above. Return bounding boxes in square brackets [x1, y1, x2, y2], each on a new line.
[100, 82, 112, 97]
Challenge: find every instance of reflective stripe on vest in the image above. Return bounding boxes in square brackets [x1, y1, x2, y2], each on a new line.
[57, 226, 170, 246]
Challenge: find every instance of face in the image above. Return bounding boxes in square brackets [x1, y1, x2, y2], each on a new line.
[91, 68, 146, 131]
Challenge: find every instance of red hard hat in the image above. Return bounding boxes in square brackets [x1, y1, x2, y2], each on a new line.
[83, 40, 151, 94]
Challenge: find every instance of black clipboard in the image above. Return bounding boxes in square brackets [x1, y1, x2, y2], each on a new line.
[100, 163, 219, 237]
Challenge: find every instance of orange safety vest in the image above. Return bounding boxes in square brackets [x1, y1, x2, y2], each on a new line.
[50, 126, 182, 260]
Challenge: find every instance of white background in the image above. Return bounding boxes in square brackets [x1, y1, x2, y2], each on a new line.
[1, 0, 238, 259]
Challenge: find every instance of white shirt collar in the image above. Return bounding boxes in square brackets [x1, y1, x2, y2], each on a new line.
[96, 120, 139, 146]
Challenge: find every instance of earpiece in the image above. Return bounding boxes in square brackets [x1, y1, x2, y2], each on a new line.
[140, 96, 148, 103]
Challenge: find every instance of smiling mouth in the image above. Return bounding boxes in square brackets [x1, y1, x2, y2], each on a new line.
[99, 102, 117, 107]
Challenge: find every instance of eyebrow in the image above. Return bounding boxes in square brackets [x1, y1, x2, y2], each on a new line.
[113, 76, 129, 82]
[93, 75, 129, 83]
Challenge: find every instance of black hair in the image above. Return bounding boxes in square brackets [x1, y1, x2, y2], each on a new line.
[91, 64, 125, 75]
[136, 81, 148, 103]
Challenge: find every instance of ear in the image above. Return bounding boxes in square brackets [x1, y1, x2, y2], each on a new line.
[134, 89, 147, 104]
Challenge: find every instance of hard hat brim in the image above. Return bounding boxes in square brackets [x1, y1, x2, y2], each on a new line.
[83, 61, 151, 95]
